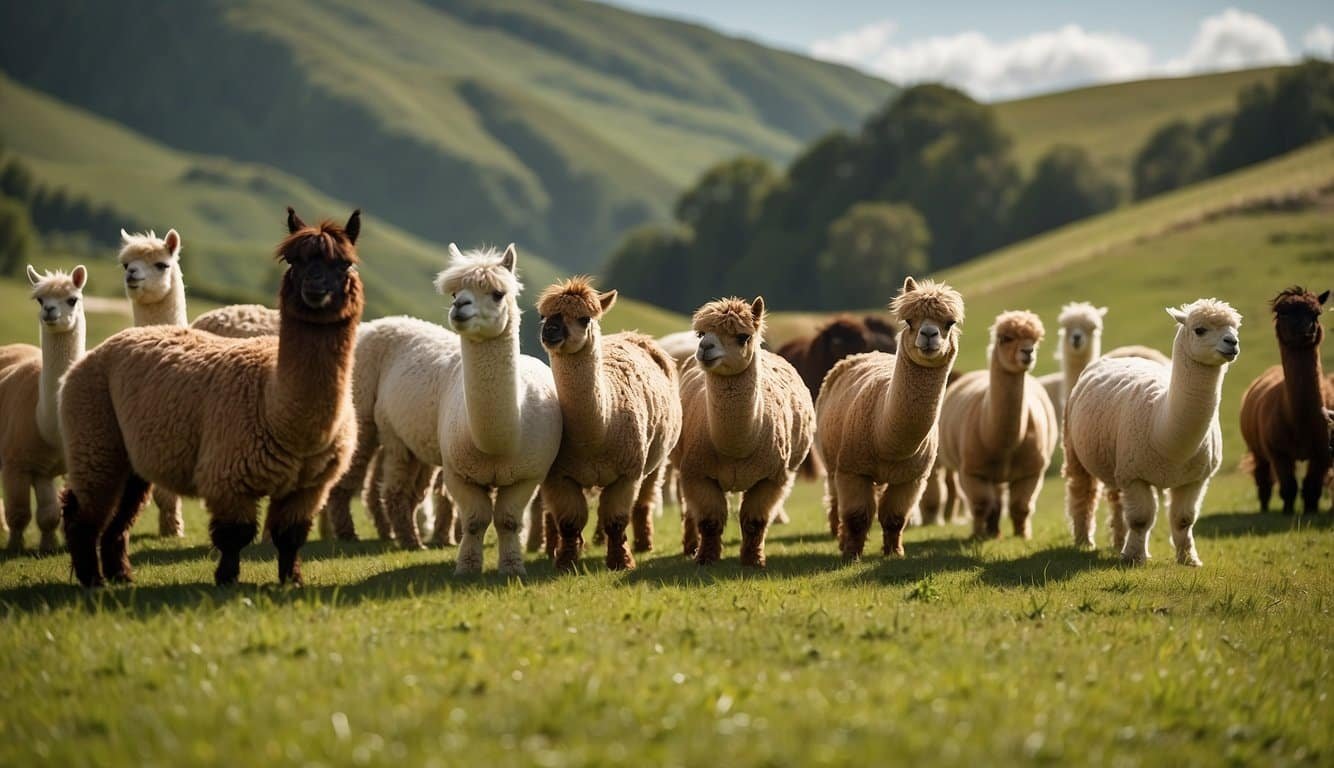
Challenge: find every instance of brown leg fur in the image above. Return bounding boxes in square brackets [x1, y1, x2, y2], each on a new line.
[3, 464, 32, 552]
[630, 466, 663, 553]
[61, 489, 103, 587]
[834, 471, 875, 561]
[599, 478, 639, 571]
[879, 481, 924, 557]
[738, 477, 786, 567]
[544, 474, 588, 573]
[681, 475, 727, 565]
[100, 473, 150, 583]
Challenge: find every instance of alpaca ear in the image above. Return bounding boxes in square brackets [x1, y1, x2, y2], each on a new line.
[751, 296, 766, 320]
[1098, 306, 1109, 317]
[163, 228, 181, 257]
[448, 243, 464, 261]
[1166, 307, 1188, 325]
[501, 243, 517, 273]
[1319, 289, 1330, 306]
[286, 206, 306, 234]
[26, 265, 40, 287]
[120, 228, 132, 244]
[71, 265, 88, 290]
[902, 276, 919, 293]
[345, 209, 361, 245]
[598, 289, 618, 313]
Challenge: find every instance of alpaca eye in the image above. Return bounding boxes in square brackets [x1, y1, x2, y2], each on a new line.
[492, 291, 505, 302]
[944, 321, 955, 329]
[66, 297, 78, 307]
[695, 331, 704, 339]
[999, 335, 1013, 343]
[737, 334, 751, 345]
[578, 317, 591, 327]
[154, 262, 169, 271]
[121, 264, 129, 271]
[1193, 327, 1206, 336]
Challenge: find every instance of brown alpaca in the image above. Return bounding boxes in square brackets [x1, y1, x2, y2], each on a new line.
[1239, 287, 1332, 514]
[673, 297, 814, 567]
[537, 278, 683, 572]
[936, 311, 1059, 539]
[816, 278, 965, 559]
[191, 304, 282, 338]
[59, 207, 363, 586]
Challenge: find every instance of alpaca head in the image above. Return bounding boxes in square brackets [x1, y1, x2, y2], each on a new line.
[988, 310, 1045, 374]
[1055, 301, 1106, 361]
[27, 264, 87, 334]
[692, 296, 765, 376]
[119, 228, 182, 305]
[536, 276, 616, 355]
[1167, 299, 1241, 366]
[277, 207, 363, 323]
[1269, 286, 1327, 350]
[813, 316, 871, 360]
[436, 243, 523, 342]
[891, 277, 965, 369]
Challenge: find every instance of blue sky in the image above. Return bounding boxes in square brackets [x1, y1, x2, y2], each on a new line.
[603, 1, 1333, 99]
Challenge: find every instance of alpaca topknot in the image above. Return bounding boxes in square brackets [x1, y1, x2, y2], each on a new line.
[536, 276, 601, 318]
[1057, 301, 1107, 330]
[118, 230, 177, 264]
[693, 297, 765, 340]
[891, 279, 964, 326]
[1177, 298, 1242, 329]
[28, 268, 82, 300]
[435, 246, 522, 297]
[1270, 285, 1324, 316]
[990, 310, 1045, 342]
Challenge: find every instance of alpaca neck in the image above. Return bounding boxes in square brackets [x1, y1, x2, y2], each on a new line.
[877, 348, 956, 456]
[131, 275, 187, 327]
[1151, 334, 1225, 460]
[705, 358, 763, 459]
[1061, 336, 1100, 403]
[1278, 339, 1325, 426]
[550, 334, 611, 447]
[264, 314, 358, 450]
[461, 322, 522, 456]
[983, 355, 1028, 455]
[36, 320, 86, 447]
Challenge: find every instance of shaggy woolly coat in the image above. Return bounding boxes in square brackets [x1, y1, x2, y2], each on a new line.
[191, 304, 283, 338]
[0, 346, 62, 511]
[778, 315, 898, 402]
[940, 373, 1057, 479]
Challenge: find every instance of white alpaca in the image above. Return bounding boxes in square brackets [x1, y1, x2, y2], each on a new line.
[1037, 302, 1106, 422]
[1064, 299, 1242, 565]
[0, 266, 87, 551]
[119, 228, 188, 537]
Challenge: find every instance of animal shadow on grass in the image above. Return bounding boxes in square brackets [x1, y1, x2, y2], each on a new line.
[1193, 509, 1332, 539]
[838, 537, 981, 587]
[977, 545, 1121, 588]
[127, 538, 401, 568]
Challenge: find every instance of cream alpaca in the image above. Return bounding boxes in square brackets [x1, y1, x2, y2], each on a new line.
[816, 278, 965, 559]
[1036, 301, 1106, 422]
[119, 228, 189, 537]
[0, 266, 87, 551]
[673, 297, 814, 567]
[537, 277, 683, 572]
[1064, 299, 1242, 565]
[191, 304, 283, 338]
[936, 310, 1059, 539]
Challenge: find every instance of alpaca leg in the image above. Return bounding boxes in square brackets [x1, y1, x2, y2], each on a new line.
[526, 493, 545, 553]
[769, 470, 797, 527]
[1273, 455, 1299, 515]
[918, 465, 943, 526]
[1167, 481, 1206, 567]
[823, 474, 840, 539]
[99, 473, 150, 583]
[1118, 481, 1158, 565]
[599, 477, 640, 571]
[444, 473, 493, 576]
[34, 476, 61, 553]
[208, 498, 259, 587]
[429, 471, 457, 547]
[543, 474, 589, 573]
[943, 469, 962, 524]
[378, 441, 431, 550]
[738, 477, 786, 568]
[3, 464, 32, 552]
[269, 485, 331, 585]
[959, 475, 1001, 539]
[662, 462, 679, 507]
[681, 474, 728, 566]
[1008, 472, 1044, 540]
[494, 481, 536, 577]
[1250, 454, 1272, 513]
[1300, 454, 1329, 515]
[879, 480, 926, 557]
[1106, 488, 1127, 552]
[833, 471, 875, 561]
[1063, 446, 1102, 549]
[152, 486, 184, 538]
[631, 466, 663, 554]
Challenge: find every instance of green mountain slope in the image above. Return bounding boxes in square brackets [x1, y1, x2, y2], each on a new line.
[0, 0, 891, 273]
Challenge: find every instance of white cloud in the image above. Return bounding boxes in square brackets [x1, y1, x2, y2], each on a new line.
[810, 8, 1313, 101]
[1304, 23, 1334, 58]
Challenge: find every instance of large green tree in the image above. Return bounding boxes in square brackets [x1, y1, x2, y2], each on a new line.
[1010, 144, 1120, 239]
[603, 223, 694, 313]
[1210, 59, 1334, 174]
[1132, 121, 1208, 200]
[0, 197, 35, 276]
[816, 203, 930, 309]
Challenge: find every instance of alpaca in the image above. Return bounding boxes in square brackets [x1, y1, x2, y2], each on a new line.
[0, 266, 87, 551]
[673, 297, 814, 567]
[1036, 302, 1106, 423]
[59, 207, 363, 586]
[537, 278, 683, 571]
[816, 278, 965, 559]
[1064, 299, 1241, 565]
[936, 311, 1058, 539]
[657, 331, 700, 364]
[119, 228, 190, 538]
[1104, 345, 1170, 364]
[191, 304, 282, 338]
[1239, 287, 1331, 514]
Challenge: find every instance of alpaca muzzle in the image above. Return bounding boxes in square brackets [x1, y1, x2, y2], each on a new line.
[541, 318, 566, 346]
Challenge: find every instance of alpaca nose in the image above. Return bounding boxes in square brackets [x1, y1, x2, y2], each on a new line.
[919, 326, 940, 340]
[1070, 332, 1083, 348]
[541, 319, 565, 345]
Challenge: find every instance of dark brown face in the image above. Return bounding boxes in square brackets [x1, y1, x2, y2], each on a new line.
[286, 250, 356, 311]
[819, 322, 867, 360]
[1274, 306, 1323, 348]
[279, 208, 363, 322]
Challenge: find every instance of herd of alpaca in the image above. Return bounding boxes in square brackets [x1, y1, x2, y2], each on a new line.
[0, 205, 1328, 586]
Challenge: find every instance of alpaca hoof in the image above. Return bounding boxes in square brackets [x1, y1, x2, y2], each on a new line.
[105, 571, 133, 585]
[398, 540, 426, 552]
[1119, 551, 1149, 567]
[740, 552, 766, 568]
[631, 541, 651, 554]
[882, 545, 905, 558]
[498, 560, 526, 578]
[38, 535, 62, 555]
[840, 551, 862, 564]
[454, 557, 483, 576]
[1074, 538, 1096, 551]
[1177, 552, 1203, 567]
[606, 553, 636, 571]
[771, 509, 790, 525]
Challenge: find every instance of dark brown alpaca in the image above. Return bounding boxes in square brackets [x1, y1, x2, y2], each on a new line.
[60, 207, 364, 586]
[1239, 286, 1332, 514]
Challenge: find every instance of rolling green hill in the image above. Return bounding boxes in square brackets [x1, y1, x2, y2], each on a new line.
[0, 0, 892, 273]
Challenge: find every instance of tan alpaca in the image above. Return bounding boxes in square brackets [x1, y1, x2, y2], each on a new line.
[537, 277, 683, 572]
[673, 297, 814, 567]
[816, 278, 965, 559]
[1065, 300, 1242, 565]
[191, 304, 282, 338]
[59, 208, 363, 587]
[0, 266, 87, 551]
[937, 310, 1058, 539]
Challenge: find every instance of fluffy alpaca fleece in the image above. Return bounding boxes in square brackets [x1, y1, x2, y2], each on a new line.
[0, 266, 87, 551]
[191, 304, 282, 338]
[59, 208, 364, 586]
[119, 228, 190, 537]
[816, 278, 964, 559]
[1239, 287, 1331, 514]
[673, 297, 814, 567]
[537, 277, 683, 571]
[656, 331, 699, 364]
[937, 310, 1059, 539]
[1103, 344, 1170, 364]
[1064, 299, 1242, 565]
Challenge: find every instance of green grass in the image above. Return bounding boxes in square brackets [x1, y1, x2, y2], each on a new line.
[1, 473, 1329, 766]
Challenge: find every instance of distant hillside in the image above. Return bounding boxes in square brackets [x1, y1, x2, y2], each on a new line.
[0, 0, 892, 273]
